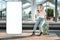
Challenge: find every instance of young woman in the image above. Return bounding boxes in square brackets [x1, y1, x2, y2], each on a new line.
[32, 4, 46, 36]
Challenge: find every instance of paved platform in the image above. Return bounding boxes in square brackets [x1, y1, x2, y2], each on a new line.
[0, 33, 60, 40]
[0, 30, 60, 40]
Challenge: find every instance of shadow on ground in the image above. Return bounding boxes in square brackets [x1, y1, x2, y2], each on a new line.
[0, 35, 32, 40]
[55, 39, 60, 40]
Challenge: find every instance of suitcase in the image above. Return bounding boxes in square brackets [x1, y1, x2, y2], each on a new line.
[43, 22, 49, 35]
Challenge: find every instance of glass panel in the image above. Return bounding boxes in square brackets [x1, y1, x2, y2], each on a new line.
[57, 0, 60, 21]
[22, 1, 31, 21]
[44, 2, 54, 21]
[0, 0, 22, 20]
[22, 0, 55, 21]
[0, 0, 6, 19]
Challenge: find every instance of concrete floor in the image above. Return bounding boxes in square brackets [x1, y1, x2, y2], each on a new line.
[0, 30, 60, 40]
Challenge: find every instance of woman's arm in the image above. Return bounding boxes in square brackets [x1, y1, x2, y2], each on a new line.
[35, 13, 39, 18]
[44, 15, 47, 21]
[34, 13, 39, 21]
[44, 11, 47, 21]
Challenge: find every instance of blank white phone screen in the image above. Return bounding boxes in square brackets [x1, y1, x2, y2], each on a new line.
[7, 2, 22, 34]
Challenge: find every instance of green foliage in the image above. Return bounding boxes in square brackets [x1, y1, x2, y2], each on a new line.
[46, 8, 54, 17]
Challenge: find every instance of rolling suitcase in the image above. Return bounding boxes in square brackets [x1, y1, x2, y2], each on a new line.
[43, 22, 49, 35]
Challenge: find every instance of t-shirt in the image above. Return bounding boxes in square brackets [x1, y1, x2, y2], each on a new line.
[36, 10, 46, 19]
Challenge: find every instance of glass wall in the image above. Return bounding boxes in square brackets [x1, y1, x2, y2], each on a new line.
[22, 0, 31, 21]
[22, 0, 60, 22]
[0, 0, 6, 19]
[0, 0, 59, 22]
[57, 0, 60, 21]
[0, 0, 22, 20]
[22, 0, 55, 21]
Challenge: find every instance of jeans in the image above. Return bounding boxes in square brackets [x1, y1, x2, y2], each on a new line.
[33, 17, 45, 33]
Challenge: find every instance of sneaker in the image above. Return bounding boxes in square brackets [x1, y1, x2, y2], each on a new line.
[31, 32, 35, 36]
[38, 32, 42, 36]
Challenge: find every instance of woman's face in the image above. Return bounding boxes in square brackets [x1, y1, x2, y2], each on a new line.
[39, 6, 43, 11]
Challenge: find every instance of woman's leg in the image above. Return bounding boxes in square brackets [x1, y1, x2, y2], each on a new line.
[39, 18, 45, 34]
[31, 18, 40, 36]
[33, 19, 40, 33]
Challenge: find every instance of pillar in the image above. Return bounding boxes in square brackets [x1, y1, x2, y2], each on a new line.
[31, 0, 36, 21]
[55, 0, 57, 22]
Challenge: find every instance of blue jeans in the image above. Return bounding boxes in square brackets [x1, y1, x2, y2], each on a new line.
[33, 17, 45, 33]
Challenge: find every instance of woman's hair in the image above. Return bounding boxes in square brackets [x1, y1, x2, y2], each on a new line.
[39, 4, 43, 6]
[39, 4, 44, 9]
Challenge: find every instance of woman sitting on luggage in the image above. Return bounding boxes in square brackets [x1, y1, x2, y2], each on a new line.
[32, 4, 46, 36]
